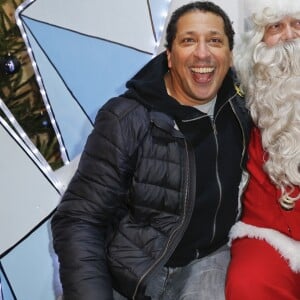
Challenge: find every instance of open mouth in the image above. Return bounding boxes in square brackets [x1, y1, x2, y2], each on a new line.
[191, 67, 215, 83]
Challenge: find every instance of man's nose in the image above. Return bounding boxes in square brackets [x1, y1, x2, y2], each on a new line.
[194, 41, 210, 59]
[283, 25, 298, 41]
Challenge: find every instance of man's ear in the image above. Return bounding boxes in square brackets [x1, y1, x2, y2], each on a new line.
[166, 49, 172, 69]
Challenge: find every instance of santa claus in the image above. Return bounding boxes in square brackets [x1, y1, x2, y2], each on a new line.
[226, 0, 300, 299]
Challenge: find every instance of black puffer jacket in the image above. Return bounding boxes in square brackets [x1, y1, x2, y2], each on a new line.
[51, 52, 251, 300]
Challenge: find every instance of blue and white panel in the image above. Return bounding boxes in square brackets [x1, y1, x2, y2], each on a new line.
[1, 1, 172, 299]
[17, 0, 171, 161]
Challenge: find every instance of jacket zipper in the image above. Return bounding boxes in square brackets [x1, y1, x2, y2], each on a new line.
[180, 94, 245, 245]
[209, 119, 222, 244]
[209, 94, 247, 244]
[132, 95, 247, 297]
[132, 138, 193, 299]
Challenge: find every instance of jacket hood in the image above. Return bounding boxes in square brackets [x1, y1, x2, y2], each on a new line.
[123, 51, 237, 121]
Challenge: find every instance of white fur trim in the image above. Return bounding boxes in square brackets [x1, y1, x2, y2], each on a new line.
[244, 0, 300, 24]
[229, 221, 300, 273]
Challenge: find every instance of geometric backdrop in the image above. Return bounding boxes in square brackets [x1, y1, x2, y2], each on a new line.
[0, 0, 242, 299]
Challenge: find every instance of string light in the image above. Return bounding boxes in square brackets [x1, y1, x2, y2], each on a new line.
[14, 0, 173, 167]
[153, 0, 172, 56]
[0, 98, 64, 193]
[15, 0, 70, 165]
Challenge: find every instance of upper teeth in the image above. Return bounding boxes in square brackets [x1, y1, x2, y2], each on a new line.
[191, 67, 214, 74]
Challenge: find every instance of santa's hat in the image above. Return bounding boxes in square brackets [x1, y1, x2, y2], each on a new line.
[244, 0, 300, 26]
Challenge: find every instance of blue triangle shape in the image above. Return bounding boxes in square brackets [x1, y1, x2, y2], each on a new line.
[21, 17, 152, 121]
[23, 24, 94, 159]
[0, 266, 15, 300]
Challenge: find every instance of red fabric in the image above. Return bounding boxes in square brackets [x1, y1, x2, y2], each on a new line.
[226, 128, 300, 299]
[241, 127, 300, 240]
[226, 238, 300, 300]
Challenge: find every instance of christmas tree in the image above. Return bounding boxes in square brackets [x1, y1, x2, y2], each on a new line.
[0, 0, 63, 170]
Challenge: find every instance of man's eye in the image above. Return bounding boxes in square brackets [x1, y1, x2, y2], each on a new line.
[271, 24, 280, 29]
[294, 19, 300, 28]
[267, 23, 282, 33]
[211, 38, 222, 43]
[182, 38, 195, 43]
[209, 38, 223, 47]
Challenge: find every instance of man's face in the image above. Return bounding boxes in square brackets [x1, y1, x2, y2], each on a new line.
[263, 16, 300, 46]
[166, 10, 232, 106]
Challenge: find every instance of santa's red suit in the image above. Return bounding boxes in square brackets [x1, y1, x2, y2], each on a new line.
[226, 127, 300, 299]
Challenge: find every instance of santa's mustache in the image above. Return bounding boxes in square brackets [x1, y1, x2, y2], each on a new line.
[253, 38, 300, 80]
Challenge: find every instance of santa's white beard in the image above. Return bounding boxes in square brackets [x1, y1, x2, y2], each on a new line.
[246, 39, 300, 196]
